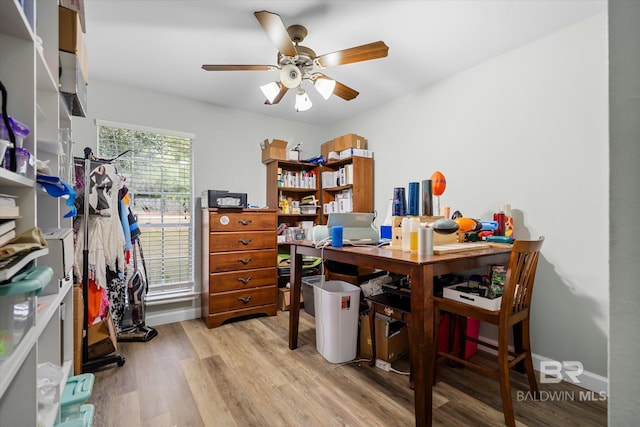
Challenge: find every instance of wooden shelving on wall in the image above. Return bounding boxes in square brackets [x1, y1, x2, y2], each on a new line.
[321, 156, 374, 218]
[265, 160, 321, 227]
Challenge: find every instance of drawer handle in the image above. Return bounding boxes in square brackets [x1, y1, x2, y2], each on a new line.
[238, 238, 253, 245]
[238, 257, 253, 265]
[238, 296, 253, 304]
[384, 307, 395, 317]
[238, 219, 252, 226]
[238, 276, 253, 284]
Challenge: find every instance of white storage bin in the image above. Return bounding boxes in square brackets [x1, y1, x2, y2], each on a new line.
[314, 280, 361, 363]
[443, 283, 502, 311]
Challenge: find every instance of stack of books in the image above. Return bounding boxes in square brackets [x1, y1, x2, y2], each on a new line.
[0, 194, 19, 247]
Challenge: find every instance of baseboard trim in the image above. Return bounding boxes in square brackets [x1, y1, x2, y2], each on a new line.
[146, 307, 200, 327]
[476, 338, 608, 395]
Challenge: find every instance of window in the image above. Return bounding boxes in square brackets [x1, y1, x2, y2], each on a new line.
[96, 120, 195, 300]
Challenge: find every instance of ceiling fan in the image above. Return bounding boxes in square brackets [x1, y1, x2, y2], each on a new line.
[202, 10, 389, 112]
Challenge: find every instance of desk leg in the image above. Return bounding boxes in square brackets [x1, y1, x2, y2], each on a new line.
[410, 265, 434, 427]
[288, 245, 303, 350]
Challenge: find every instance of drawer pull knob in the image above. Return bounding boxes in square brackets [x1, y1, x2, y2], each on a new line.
[238, 219, 253, 226]
[238, 276, 253, 284]
[238, 257, 253, 265]
[384, 307, 395, 317]
[238, 296, 253, 304]
[238, 238, 253, 245]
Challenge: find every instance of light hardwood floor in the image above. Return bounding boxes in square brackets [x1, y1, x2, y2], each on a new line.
[88, 311, 607, 426]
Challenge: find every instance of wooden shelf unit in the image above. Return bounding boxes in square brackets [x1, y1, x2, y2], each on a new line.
[265, 160, 321, 226]
[0, 2, 76, 426]
[321, 156, 374, 218]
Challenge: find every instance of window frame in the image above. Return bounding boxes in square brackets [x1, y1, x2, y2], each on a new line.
[95, 119, 196, 302]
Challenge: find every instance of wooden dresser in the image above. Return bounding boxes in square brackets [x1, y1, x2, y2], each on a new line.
[201, 208, 278, 328]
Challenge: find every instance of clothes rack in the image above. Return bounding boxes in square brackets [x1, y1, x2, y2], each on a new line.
[80, 147, 125, 372]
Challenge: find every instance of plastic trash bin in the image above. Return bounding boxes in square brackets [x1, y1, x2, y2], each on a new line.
[314, 280, 361, 363]
[302, 275, 324, 317]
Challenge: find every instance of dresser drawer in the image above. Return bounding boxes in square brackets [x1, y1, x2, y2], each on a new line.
[209, 268, 277, 293]
[209, 211, 276, 232]
[209, 286, 277, 312]
[208, 231, 276, 252]
[209, 249, 276, 273]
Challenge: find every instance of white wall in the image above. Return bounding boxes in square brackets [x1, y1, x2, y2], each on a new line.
[72, 12, 609, 383]
[609, 0, 640, 423]
[332, 13, 609, 380]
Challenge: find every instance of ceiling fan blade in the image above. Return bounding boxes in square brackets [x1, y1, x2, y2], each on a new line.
[315, 41, 389, 68]
[254, 10, 298, 58]
[314, 73, 359, 101]
[265, 85, 289, 105]
[333, 80, 359, 101]
[202, 65, 277, 71]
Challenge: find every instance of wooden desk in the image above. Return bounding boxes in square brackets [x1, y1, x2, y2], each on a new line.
[288, 242, 512, 427]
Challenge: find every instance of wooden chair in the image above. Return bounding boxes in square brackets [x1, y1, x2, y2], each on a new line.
[433, 237, 545, 427]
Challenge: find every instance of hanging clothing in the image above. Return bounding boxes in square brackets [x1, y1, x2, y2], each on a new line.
[74, 163, 126, 291]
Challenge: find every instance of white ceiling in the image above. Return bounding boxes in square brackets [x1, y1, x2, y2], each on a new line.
[84, 0, 606, 126]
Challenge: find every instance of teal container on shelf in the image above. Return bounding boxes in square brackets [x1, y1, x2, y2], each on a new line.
[60, 374, 95, 419]
[0, 265, 52, 360]
[56, 404, 95, 427]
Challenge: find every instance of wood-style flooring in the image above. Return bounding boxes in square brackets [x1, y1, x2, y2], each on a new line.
[88, 311, 607, 426]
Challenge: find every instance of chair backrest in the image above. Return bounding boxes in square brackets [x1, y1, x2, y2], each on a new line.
[500, 237, 545, 316]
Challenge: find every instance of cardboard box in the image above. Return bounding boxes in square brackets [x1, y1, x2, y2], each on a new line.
[261, 139, 288, 163]
[278, 287, 304, 311]
[443, 283, 502, 311]
[334, 134, 367, 152]
[359, 314, 409, 363]
[59, 6, 88, 83]
[73, 286, 83, 375]
[339, 148, 373, 160]
[321, 139, 335, 158]
[87, 312, 118, 360]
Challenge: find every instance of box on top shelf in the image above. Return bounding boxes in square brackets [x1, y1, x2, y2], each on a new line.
[339, 148, 373, 160]
[321, 139, 334, 159]
[333, 134, 367, 152]
[59, 5, 88, 83]
[261, 139, 288, 163]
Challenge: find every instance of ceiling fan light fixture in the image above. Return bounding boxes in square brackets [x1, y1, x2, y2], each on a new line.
[314, 77, 336, 100]
[280, 64, 302, 89]
[295, 88, 312, 112]
[260, 81, 281, 103]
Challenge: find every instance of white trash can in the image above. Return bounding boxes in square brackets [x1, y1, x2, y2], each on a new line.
[314, 280, 361, 363]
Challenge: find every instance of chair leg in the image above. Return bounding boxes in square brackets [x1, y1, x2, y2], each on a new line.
[368, 306, 377, 367]
[457, 315, 468, 360]
[512, 322, 525, 373]
[498, 330, 516, 427]
[521, 319, 539, 395]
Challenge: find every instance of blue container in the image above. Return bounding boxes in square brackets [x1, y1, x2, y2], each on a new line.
[61, 374, 95, 419]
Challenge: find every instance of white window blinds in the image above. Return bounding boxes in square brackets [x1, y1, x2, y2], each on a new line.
[96, 120, 195, 297]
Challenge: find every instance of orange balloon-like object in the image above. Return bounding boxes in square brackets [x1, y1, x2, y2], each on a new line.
[431, 171, 446, 196]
